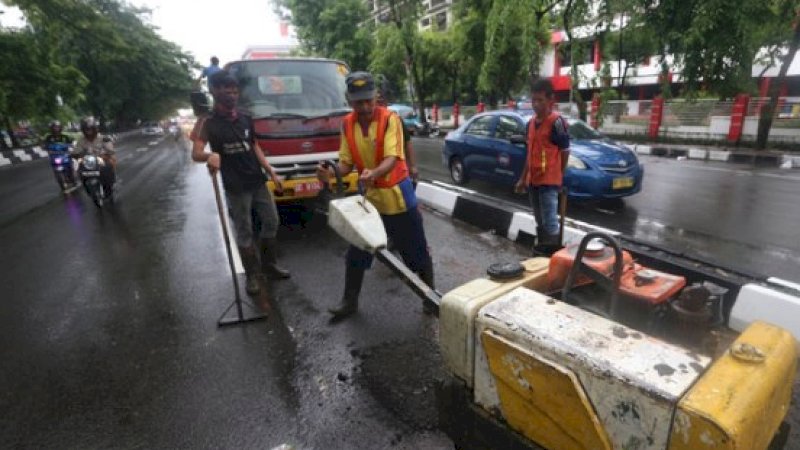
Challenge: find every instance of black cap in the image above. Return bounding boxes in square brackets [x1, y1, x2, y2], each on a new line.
[345, 71, 376, 101]
[209, 70, 238, 89]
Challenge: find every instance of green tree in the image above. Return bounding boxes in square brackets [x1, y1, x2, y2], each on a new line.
[8, 0, 195, 129]
[276, 0, 373, 71]
[451, 0, 493, 104]
[479, 0, 536, 102]
[0, 26, 85, 146]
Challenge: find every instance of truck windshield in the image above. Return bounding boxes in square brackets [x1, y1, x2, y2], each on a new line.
[229, 59, 350, 119]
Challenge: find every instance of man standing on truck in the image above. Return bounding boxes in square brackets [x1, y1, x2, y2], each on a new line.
[514, 78, 570, 254]
[191, 70, 290, 296]
[316, 71, 435, 322]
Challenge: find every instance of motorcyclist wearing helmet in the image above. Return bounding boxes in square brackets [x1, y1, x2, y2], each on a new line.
[43, 120, 73, 145]
[75, 117, 115, 167]
[75, 116, 116, 192]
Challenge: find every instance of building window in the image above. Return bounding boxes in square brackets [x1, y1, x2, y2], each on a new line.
[430, 0, 445, 7]
[436, 11, 447, 30]
[421, 17, 431, 27]
[368, 1, 374, 11]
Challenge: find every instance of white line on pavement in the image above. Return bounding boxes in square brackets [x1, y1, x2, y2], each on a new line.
[657, 158, 800, 181]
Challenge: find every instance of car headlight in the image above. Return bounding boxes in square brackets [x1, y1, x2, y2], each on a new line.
[568, 154, 587, 170]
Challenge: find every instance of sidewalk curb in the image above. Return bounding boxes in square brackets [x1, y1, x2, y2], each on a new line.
[0, 130, 137, 169]
[416, 180, 800, 343]
[0, 146, 48, 167]
[630, 143, 797, 168]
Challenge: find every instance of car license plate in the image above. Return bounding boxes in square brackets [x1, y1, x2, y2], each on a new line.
[82, 171, 100, 177]
[294, 180, 322, 196]
[613, 177, 634, 189]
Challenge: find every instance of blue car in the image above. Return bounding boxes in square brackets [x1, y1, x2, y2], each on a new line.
[442, 111, 644, 199]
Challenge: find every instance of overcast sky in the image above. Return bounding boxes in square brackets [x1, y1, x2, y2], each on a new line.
[1, 1, 296, 73]
[132, 0, 295, 70]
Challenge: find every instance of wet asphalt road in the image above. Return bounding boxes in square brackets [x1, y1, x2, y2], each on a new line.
[0, 133, 526, 449]
[1, 133, 798, 449]
[414, 137, 800, 283]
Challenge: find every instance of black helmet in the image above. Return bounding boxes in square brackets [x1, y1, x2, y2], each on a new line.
[49, 120, 62, 131]
[80, 116, 99, 131]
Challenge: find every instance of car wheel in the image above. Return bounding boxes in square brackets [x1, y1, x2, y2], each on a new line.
[449, 157, 468, 185]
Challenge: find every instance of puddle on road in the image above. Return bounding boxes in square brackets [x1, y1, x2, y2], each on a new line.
[355, 337, 444, 430]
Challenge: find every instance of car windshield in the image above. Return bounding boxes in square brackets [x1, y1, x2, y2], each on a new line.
[567, 118, 604, 140]
[229, 59, 350, 119]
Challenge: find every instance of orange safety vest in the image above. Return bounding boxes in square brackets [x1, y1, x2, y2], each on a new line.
[343, 106, 409, 188]
[526, 112, 565, 186]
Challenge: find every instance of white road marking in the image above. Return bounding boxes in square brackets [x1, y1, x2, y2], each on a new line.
[148, 140, 159, 146]
[650, 158, 800, 181]
[136, 147, 148, 152]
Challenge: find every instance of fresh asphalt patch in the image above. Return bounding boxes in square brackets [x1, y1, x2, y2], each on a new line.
[355, 336, 445, 431]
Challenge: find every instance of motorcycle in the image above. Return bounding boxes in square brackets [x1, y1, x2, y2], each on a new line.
[78, 154, 115, 208]
[46, 142, 77, 191]
[414, 120, 441, 138]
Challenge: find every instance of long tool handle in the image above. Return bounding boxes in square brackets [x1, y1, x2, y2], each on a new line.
[211, 171, 244, 317]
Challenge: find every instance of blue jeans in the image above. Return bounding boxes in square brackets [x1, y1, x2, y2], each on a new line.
[528, 186, 560, 235]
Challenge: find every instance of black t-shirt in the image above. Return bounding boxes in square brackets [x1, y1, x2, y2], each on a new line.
[198, 112, 267, 193]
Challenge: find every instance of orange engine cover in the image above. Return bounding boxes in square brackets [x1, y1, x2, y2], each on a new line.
[547, 245, 634, 291]
[620, 265, 686, 305]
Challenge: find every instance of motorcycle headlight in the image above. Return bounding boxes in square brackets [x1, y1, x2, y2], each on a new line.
[84, 155, 98, 170]
[53, 157, 62, 164]
[568, 154, 587, 170]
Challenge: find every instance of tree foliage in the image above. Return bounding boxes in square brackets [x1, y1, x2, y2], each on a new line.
[276, 0, 373, 71]
[2, 0, 196, 134]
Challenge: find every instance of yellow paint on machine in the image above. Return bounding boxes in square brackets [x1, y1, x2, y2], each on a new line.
[482, 330, 612, 450]
[669, 321, 798, 450]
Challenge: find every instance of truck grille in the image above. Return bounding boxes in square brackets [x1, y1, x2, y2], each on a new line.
[271, 159, 334, 180]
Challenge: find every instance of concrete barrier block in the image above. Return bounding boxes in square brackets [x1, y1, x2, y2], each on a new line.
[635, 145, 652, 155]
[688, 148, 708, 160]
[416, 182, 460, 216]
[12, 149, 32, 161]
[708, 150, 730, 162]
[730, 283, 800, 344]
[507, 212, 537, 242]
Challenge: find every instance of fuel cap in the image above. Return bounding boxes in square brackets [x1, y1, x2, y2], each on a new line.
[487, 261, 525, 280]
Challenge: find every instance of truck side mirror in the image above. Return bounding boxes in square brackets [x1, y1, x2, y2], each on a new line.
[190, 91, 211, 117]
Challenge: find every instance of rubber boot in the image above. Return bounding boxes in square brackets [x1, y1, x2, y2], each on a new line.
[533, 226, 548, 255]
[329, 265, 365, 323]
[419, 264, 437, 315]
[239, 246, 261, 296]
[259, 238, 290, 279]
[536, 232, 562, 256]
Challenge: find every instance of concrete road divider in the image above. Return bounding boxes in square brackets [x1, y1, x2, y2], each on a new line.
[708, 150, 731, 162]
[688, 148, 708, 160]
[0, 146, 48, 167]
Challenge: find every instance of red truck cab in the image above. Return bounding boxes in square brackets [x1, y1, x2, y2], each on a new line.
[224, 57, 358, 201]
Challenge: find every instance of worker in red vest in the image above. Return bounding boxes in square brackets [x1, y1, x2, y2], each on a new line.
[514, 78, 570, 253]
[316, 71, 434, 322]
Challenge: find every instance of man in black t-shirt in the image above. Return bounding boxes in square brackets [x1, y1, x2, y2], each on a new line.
[191, 70, 290, 295]
[43, 120, 73, 145]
